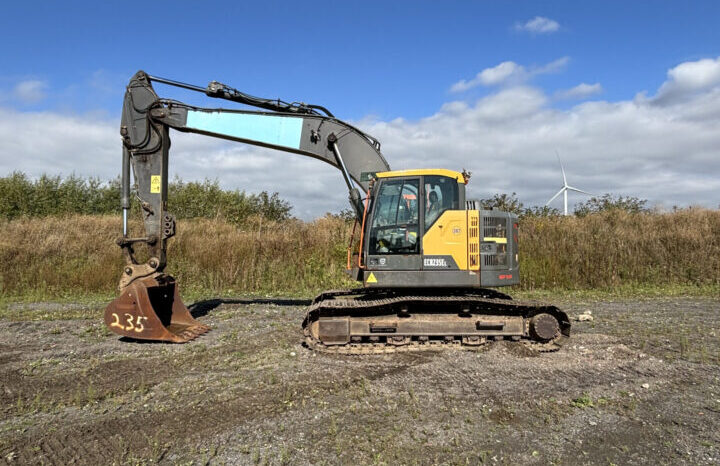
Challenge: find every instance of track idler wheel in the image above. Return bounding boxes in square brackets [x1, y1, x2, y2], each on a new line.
[104, 274, 210, 343]
[529, 313, 560, 342]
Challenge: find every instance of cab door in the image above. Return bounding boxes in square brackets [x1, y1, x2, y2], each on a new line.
[421, 175, 466, 271]
[365, 177, 422, 271]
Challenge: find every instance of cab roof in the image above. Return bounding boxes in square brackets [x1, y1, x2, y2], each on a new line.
[375, 169, 468, 184]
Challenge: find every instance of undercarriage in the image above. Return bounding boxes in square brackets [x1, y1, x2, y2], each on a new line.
[303, 288, 571, 354]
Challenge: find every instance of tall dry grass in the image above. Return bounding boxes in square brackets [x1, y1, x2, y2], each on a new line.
[1, 209, 719, 298]
[520, 208, 720, 289]
[0, 215, 354, 297]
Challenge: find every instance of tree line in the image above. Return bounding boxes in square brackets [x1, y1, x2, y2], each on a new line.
[478, 192, 649, 217]
[0, 172, 653, 223]
[0, 172, 291, 223]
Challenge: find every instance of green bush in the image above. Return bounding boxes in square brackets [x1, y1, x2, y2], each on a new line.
[0, 172, 290, 224]
[574, 194, 649, 217]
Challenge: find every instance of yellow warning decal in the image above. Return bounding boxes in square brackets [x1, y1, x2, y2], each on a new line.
[150, 175, 161, 194]
[483, 237, 507, 244]
[366, 272, 377, 283]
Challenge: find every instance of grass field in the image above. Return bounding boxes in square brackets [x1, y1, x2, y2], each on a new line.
[1, 209, 719, 300]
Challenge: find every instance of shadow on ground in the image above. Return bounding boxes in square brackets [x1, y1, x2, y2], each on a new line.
[189, 297, 312, 318]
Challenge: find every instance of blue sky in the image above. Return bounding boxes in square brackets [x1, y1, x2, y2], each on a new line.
[2, 1, 720, 217]
[3, 1, 719, 118]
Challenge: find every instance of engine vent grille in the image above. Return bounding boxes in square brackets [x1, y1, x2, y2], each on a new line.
[468, 211, 479, 270]
[483, 243, 508, 267]
[480, 214, 510, 270]
[483, 216, 507, 239]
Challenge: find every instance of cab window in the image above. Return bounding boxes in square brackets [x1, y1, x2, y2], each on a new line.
[424, 175, 459, 229]
[369, 179, 420, 254]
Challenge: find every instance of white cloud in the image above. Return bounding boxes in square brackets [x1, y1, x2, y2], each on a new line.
[535, 57, 570, 75]
[2, 56, 720, 218]
[652, 56, 720, 104]
[555, 83, 603, 100]
[514, 16, 560, 34]
[474, 62, 524, 87]
[12, 80, 48, 104]
[451, 62, 523, 92]
[451, 57, 569, 92]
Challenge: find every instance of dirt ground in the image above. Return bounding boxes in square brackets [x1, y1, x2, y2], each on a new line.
[1, 296, 719, 465]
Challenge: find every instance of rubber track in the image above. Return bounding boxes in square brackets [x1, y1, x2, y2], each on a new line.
[304, 335, 566, 355]
[302, 290, 570, 355]
[310, 287, 513, 305]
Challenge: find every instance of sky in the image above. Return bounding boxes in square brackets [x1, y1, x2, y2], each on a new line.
[1, 1, 719, 218]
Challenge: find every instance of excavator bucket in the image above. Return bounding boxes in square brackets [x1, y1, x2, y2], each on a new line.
[104, 275, 210, 343]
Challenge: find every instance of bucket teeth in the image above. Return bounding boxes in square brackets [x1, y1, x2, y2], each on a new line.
[104, 275, 210, 343]
[176, 324, 211, 341]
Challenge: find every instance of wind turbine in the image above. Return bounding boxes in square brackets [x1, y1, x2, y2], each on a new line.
[546, 152, 592, 215]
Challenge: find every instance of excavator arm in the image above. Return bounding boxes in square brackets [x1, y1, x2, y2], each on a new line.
[105, 70, 389, 342]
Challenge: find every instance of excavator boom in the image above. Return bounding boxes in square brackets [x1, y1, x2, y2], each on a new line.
[107, 70, 390, 342]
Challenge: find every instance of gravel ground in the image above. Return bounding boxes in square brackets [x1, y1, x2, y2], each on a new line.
[0, 297, 718, 465]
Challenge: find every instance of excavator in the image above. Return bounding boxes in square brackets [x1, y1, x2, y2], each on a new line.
[104, 70, 570, 353]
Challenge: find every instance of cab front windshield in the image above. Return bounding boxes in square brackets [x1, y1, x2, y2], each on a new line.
[369, 179, 419, 254]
